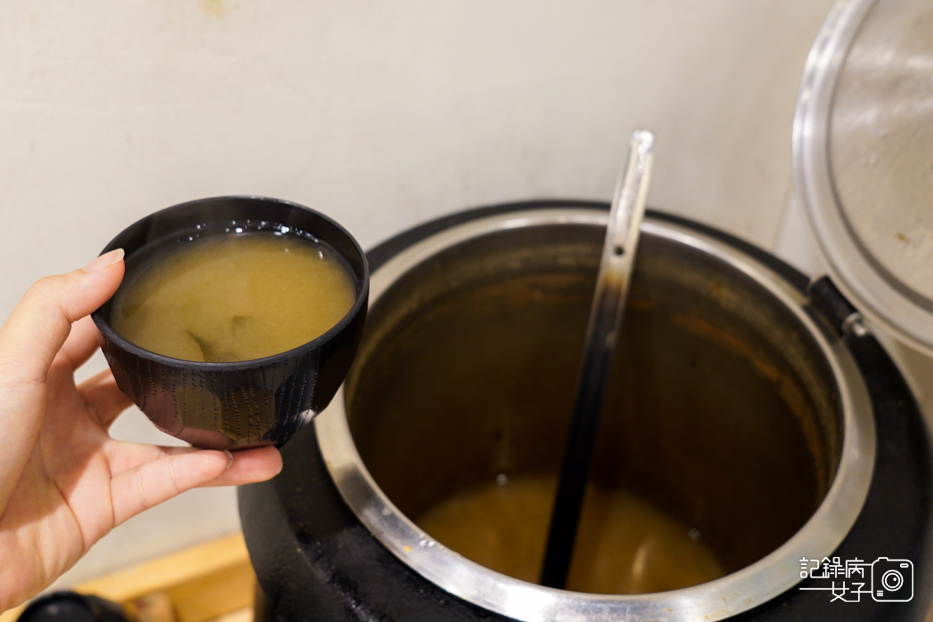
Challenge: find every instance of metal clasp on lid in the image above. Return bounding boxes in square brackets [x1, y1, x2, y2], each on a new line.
[807, 276, 869, 339]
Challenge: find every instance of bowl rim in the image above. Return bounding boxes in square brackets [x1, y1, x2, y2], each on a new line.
[90, 194, 370, 370]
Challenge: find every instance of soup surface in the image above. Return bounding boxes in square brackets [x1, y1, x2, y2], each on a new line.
[417, 474, 725, 594]
[111, 232, 356, 362]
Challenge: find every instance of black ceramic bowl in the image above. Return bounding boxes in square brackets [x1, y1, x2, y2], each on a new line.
[91, 196, 369, 450]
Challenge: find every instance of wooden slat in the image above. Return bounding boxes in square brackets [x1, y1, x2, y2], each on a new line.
[0, 533, 254, 622]
[210, 610, 252, 622]
[168, 559, 254, 622]
[128, 592, 177, 622]
[77, 533, 250, 603]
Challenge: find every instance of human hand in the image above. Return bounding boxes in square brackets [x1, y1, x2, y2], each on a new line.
[0, 249, 283, 611]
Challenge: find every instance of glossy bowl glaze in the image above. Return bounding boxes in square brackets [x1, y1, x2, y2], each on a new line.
[91, 196, 369, 449]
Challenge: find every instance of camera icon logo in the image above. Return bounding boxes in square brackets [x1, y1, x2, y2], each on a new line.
[871, 557, 913, 602]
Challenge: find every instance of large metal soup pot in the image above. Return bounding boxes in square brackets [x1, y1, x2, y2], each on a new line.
[239, 202, 932, 621]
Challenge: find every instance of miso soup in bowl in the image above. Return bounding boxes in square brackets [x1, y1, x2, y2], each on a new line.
[91, 196, 369, 450]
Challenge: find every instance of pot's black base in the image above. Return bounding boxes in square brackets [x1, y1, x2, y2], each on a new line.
[239, 201, 933, 622]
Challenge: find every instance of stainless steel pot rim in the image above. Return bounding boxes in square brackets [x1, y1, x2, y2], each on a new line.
[316, 208, 876, 622]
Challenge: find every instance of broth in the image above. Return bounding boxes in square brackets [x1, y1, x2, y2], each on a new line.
[111, 232, 356, 362]
[417, 474, 725, 594]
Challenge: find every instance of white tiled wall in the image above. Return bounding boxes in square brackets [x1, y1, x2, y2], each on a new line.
[0, 0, 838, 586]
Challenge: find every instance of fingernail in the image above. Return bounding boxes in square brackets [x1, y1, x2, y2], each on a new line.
[83, 248, 125, 273]
[224, 449, 234, 469]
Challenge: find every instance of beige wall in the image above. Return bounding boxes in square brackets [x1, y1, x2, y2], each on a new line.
[0, 0, 835, 586]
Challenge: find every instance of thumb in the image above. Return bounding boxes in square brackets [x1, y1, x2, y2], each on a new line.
[0, 249, 125, 386]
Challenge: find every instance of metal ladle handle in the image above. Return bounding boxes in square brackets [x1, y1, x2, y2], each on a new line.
[540, 128, 655, 589]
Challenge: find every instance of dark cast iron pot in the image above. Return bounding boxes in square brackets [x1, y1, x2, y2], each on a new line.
[239, 201, 933, 621]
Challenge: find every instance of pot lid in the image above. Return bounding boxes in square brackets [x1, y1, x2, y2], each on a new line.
[794, 0, 933, 353]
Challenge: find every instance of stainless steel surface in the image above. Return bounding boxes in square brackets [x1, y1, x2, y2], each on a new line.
[794, 0, 933, 354]
[316, 209, 876, 622]
[540, 129, 654, 588]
